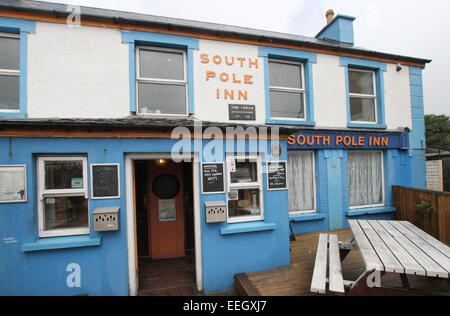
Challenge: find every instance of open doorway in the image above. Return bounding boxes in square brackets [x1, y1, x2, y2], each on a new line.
[134, 159, 196, 296]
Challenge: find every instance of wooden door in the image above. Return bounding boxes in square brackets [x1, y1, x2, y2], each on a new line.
[147, 160, 185, 259]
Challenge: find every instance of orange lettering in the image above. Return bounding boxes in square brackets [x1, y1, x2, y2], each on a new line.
[297, 135, 306, 146]
[237, 57, 246, 67]
[358, 137, 365, 146]
[238, 90, 247, 101]
[244, 75, 253, 84]
[323, 136, 330, 145]
[220, 72, 229, 82]
[224, 89, 234, 100]
[382, 137, 389, 146]
[249, 58, 258, 68]
[373, 137, 380, 146]
[343, 136, 351, 146]
[216, 89, 220, 99]
[206, 71, 216, 81]
[307, 136, 315, 146]
[232, 73, 241, 84]
[213, 55, 222, 64]
[288, 135, 295, 146]
[225, 56, 234, 66]
[336, 136, 343, 145]
[200, 54, 209, 64]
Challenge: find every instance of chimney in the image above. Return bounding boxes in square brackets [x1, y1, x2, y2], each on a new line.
[326, 9, 334, 24]
[316, 11, 356, 45]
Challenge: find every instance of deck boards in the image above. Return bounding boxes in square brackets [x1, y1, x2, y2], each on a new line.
[235, 229, 450, 296]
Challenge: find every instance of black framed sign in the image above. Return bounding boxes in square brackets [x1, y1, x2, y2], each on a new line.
[201, 163, 225, 194]
[228, 104, 256, 121]
[90, 164, 120, 199]
[267, 161, 287, 190]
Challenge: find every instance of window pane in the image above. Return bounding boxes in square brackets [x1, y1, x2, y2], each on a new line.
[44, 196, 88, 231]
[348, 151, 383, 207]
[0, 37, 20, 70]
[269, 61, 302, 89]
[350, 97, 376, 122]
[230, 160, 258, 184]
[349, 70, 374, 95]
[270, 90, 305, 119]
[138, 82, 187, 115]
[288, 153, 314, 212]
[45, 160, 84, 190]
[0, 75, 19, 110]
[139, 49, 184, 80]
[228, 189, 261, 218]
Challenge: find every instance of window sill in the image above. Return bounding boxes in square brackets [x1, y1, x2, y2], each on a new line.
[21, 235, 102, 253]
[0, 112, 26, 118]
[220, 221, 277, 235]
[347, 122, 387, 129]
[267, 119, 316, 127]
[289, 213, 326, 222]
[347, 206, 396, 217]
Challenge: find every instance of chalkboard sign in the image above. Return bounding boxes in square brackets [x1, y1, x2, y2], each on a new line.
[91, 164, 120, 199]
[201, 163, 225, 194]
[229, 104, 256, 121]
[267, 161, 287, 190]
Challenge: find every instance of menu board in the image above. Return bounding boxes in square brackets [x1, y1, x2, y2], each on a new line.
[202, 163, 225, 194]
[0, 165, 27, 203]
[91, 164, 120, 199]
[267, 161, 287, 190]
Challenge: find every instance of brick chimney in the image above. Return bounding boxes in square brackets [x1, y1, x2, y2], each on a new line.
[326, 9, 334, 24]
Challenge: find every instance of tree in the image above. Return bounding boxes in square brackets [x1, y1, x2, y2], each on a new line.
[424, 114, 450, 151]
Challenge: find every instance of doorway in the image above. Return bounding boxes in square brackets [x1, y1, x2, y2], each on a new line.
[134, 158, 197, 295]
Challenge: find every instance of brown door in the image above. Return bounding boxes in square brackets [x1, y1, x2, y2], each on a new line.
[147, 160, 185, 260]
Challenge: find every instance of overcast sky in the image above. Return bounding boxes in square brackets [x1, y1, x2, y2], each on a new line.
[37, 0, 450, 115]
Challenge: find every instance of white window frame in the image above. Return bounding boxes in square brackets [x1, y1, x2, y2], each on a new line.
[348, 150, 385, 210]
[348, 68, 378, 124]
[288, 151, 316, 214]
[269, 58, 307, 121]
[135, 46, 188, 116]
[0, 33, 20, 113]
[226, 154, 264, 223]
[37, 156, 89, 238]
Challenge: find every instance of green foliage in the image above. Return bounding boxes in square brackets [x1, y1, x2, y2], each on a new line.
[415, 194, 434, 218]
[425, 114, 450, 151]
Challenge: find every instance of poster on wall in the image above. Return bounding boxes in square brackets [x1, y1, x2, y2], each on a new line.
[0, 165, 27, 203]
[267, 161, 287, 190]
[158, 199, 176, 222]
[91, 164, 120, 199]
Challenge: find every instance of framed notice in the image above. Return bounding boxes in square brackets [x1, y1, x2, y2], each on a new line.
[158, 199, 176, 222]
[90, 163, 120, 199]
[0, 165, 27, 203]
[267, 161, 287, 191]
[201, 163, 225, 194]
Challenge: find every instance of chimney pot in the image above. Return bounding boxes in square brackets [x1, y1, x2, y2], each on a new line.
[326, 9, 335, 24]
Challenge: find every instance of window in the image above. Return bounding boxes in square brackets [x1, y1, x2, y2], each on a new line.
[0, 34, 20, 111]
[226, 155, 263, 223]
[136, 47, 188, 116]
[348, 69, 377, 123]
[37, 157, 89, 237]
[288, 152, 316, 213]
[348, 151, 384, 209]
[269, 59, 306, 120]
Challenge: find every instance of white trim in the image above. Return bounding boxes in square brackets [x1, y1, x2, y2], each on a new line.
[287, 151, 317, 214]
[0, 164, 27, 203]
[348, 68, 378, 124]
[0, 32, 20, 39]
[125, 153, 202, 296]
[135, 46, 189, 116]
[266, 160, 288, 191]
[226, 154, 264, 223]
[200, 162, 225, 195]
[90, 163, 121, 200]
[37, 156, 89, 238]
[348, 150, 385, 209]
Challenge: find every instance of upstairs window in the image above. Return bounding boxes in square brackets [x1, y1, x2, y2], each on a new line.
[136, 47, 188, 116]
[348, 69, 377, 123]
[269, 59, 306, 120]
[0, 34, 20, 112]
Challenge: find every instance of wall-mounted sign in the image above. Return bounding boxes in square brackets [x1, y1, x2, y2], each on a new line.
[267, 161, 287, 191]
[229, 104, 256, 121]
[91, 164, 120, 199]
[201, 163, 225, 194]
[158, 199, 176, 222]
[0, 165, 27, 203]
[288, 130, 409, 150]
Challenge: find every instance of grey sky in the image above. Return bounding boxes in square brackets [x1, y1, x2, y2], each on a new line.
[36, 0, 450, 115]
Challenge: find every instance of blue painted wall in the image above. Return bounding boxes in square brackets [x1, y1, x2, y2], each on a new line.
[0, 136, 291, 295]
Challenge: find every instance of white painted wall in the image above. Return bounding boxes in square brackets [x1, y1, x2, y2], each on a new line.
[27, 22, 130, 118]
[193, 39, 266, 124]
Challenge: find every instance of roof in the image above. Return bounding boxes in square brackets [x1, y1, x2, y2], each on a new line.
[0, 0, 431, 66]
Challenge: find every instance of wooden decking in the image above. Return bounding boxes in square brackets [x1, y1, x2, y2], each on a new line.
[235, 229, 450, 296]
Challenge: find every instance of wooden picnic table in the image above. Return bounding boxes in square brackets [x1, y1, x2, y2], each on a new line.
[311, 220, 450, 295]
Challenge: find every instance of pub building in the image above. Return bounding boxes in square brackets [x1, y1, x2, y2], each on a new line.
[0, 1, 429, 295]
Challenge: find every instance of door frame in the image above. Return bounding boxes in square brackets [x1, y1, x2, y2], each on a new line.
[125, 153, 202, 296]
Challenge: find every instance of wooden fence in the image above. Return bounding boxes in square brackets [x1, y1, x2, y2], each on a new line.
[393, 185, 450, 246]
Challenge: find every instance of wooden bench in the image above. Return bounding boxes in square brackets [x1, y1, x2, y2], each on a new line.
[310, 234, 346, 294]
